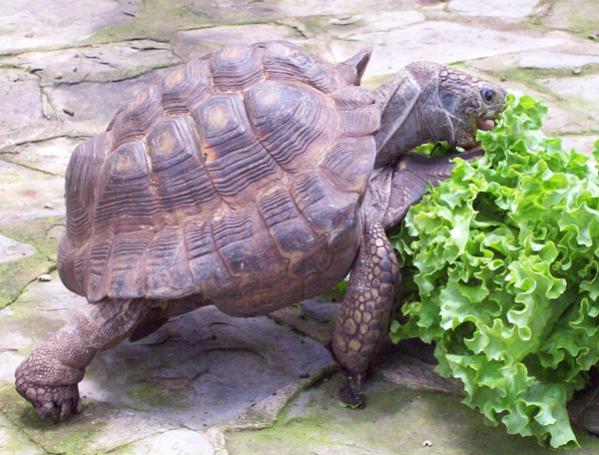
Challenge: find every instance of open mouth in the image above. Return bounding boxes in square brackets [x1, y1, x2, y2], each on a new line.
[476, 117, 496, 131]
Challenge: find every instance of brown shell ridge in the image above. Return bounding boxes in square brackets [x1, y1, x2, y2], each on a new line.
[254, 185, 317, 271]
[245, 80, 337, 175]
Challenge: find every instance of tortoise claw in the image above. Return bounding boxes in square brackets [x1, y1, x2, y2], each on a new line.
[339, 373, 366, 409]
[16, 382, 81, 422]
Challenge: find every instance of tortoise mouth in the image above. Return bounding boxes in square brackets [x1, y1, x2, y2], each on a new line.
[476, 116, 496, 131]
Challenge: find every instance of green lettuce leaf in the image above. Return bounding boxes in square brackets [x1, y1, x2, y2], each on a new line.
[391, 94, 599, 448]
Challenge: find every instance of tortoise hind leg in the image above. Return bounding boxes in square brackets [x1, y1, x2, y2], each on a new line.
[129, 305, 169, 342]
[332, 221, 399, 407]
[129, 296, 209, 342]
[15, 299, 148, 421]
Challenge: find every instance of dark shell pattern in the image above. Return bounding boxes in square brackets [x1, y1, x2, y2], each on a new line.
[58, 41, 379, 312]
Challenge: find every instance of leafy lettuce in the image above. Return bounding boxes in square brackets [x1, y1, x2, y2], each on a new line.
[390, 94, 599, 448]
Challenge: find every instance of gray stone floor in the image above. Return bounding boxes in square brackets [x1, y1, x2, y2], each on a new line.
[0, 0, 598, 453]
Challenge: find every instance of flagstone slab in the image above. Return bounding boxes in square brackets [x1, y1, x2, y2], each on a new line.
[225, 373, 599, 455]
[0, 160, 65, 225]
[447, 0, 539, 20]
[330, 21, 568, 78]
[3, 137, 84, 177]
[0, 414, 44, 455]
[380, 353, 464, 396]
[269, 298, 339, 344]
[326, 10, 426, 37]
[0, 0, 141, 55]
[0, 392, 179, 455]
[516, 51, 599, 70]
[0, 218, 61, 310]
[110, 428, 227, 455]
[0, 235, 35, 264]
[0, 271, 335, 454]
[0, 69, 49, 150]
[172, 24, 305, 61]
[274, 0, 435, 18]
[468, 43, 599, 74]
[43, 68, 169, 137]
[541, 0, 599, 35]
[0, 40, 180, 86]
[542, 73, 599, 120]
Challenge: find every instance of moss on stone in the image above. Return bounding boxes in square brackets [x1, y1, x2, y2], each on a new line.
[0, 383, 105, 455]
[0, 217, 62, 309]
[85, 0, 277, 45]
[0, 416, 43, 455]
[542, 0, 599, 35]
[85, 0, 213, 44]
[225, 374, 599, 454]
[298, 15, 330, 36]
[126, 381, 190, 411]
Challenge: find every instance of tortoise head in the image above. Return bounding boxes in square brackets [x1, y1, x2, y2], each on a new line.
[436, 65, 506, 149]
[374, 62, 506, 166]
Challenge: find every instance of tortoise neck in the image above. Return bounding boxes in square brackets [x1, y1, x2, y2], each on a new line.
[372, 64, 454, 168]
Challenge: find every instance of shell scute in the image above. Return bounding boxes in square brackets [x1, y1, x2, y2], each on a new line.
[161, 58, 212, 114]
[256, 187, 318, 272]
[144, 225, 194, 298]
[147, 116, 217, 212]
[262, 41, 338, 93]
[94, 141, 158, 227]
[245, 80, 336, 171]
[183, 220, 233, 291]
[211, 45, 264, 92]
[109, 86, 163, 147]
[194, 93, 280, 201]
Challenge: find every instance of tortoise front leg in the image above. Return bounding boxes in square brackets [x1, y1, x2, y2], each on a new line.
[15, 299, 148, 421]
[332, 221, 399, 407]
[382, 148, 483, 228]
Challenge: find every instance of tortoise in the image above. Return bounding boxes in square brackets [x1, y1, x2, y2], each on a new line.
[15, 40, 506, 421]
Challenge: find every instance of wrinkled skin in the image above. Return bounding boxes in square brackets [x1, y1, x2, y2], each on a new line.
[15, 43, 506, 421]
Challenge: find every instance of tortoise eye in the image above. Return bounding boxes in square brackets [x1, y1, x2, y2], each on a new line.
[481, 88, 496, 104]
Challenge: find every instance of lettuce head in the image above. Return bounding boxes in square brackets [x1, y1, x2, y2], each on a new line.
[391, 94, 599, 448]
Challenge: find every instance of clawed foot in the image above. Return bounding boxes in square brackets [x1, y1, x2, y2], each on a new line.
[339, 373, 366, 409]
[15, 380, 81, 422]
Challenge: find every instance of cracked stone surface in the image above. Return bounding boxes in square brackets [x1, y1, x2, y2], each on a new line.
[447, 0, 538, 19]
[0, 69, 48, 150]
[44, 69, 169, 137]
[0, 160, 65, 225]
[2, 137, 84, 177]
[0, 0, 142, 55]
[0, 273, 334, 453]
[110, 428, 227, 455]
[0, 235, 35, 264]
[226, 373, 599, 455]
[172, 24, 306, 61]
[330, 21, 568, 78]
[1, 0, 599, 453]
[543, 74, 599, 119]
[0, 40, 181, 86]
[270, 298, 340, 344]
[541, 0, 599, 35]
[0, 413, 44, 455]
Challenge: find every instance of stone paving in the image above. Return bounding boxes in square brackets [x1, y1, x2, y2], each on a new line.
[0, 0, 598, 453]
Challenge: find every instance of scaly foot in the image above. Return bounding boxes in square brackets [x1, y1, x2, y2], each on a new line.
[15, 367, 82, 422]
[339, 373, 366, 409]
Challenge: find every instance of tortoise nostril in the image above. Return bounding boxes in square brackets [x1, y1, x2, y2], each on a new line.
[481, 88, 496, 104]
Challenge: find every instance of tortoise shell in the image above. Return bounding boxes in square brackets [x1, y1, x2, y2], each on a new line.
[57, 41, 379, 311]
